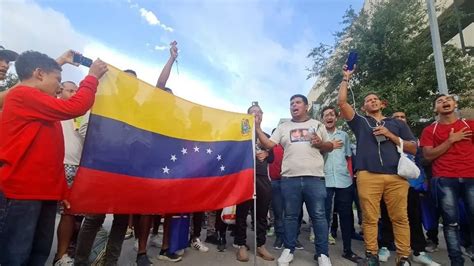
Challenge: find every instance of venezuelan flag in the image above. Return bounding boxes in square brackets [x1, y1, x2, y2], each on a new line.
[68, 64, 254, 214]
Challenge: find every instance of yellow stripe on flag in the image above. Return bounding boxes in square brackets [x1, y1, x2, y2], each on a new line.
[91, 64, 253, 142]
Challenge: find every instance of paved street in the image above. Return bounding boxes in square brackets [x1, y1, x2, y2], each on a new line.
[46, 214, 454, 266]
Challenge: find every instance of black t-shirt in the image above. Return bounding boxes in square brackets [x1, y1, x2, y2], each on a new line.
[347, 113, 415, 175]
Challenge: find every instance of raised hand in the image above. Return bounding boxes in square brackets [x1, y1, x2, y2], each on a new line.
[56, 50, 80, 66]
[342, 64, 355, 80]
[88, 59, 108, 80]
[170, 41, 178, 59]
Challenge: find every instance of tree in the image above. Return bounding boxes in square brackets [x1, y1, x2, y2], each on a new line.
[0, 73, 19, 92]
[307, 0, 474, 133]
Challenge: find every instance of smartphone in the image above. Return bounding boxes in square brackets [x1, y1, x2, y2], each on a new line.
[252, 101, 259, 106]
[73, 53, 93, 67]
[346, 51, 358, 71]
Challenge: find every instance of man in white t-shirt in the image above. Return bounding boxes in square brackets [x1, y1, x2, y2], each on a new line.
[256, 94, 334, 266]
[54, 81, 87, 265]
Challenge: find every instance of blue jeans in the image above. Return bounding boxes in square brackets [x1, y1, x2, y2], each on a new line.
[434, 177, 474, 265]
[271, 179, 284, 238]
[281, 176, 328, 256]
[325, 185, 354, 253]
[0, 192, 57, 265]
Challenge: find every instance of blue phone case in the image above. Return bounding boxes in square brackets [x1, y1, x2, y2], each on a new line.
[347, 52, 358, 71]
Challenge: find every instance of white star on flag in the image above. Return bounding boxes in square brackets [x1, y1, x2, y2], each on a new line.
[220, 165, 225, 172]
[162, 166, 170, 174]
[217, 155, 222, 161]
[170, 155, 177, 162]
[206, 148, 213, 154]
[193, 146, 200, 152]
[181, 148, 187, 155]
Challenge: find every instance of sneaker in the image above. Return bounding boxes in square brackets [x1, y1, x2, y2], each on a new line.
[378, 247, 390, 262]
[273, 236, 284, 250]
[175, 249, 185, 256]
[136, 253, 152, 266]
[125, 226, 134, 239]
[191, 238, 209, 252]
[133, 239, 139, 251]
[328, 234, 336, 245]
[425, 240, 438, 253]
[267, 226, 275, 237]
[295, 239, 304, 250]
[217, 232, 226, 252]
[158, 249, 182, 262]
[342, 251, 362, 263]
[277, 249, 294, 266]
[357, 252, 380, 266]
[149, 234, 162, 247]
[54, 254, 73, 266]
[397, 257, 411, 266]
[318, 254, 332, 266]
[411, 252, 441, 266]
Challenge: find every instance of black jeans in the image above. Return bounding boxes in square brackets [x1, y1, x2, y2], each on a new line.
[75, 214, 128, 266]
[380, 187, 426, 253]
[325, 185, 355, 253]
[192, 212, 204, 239]
[234, 174, 272, 247]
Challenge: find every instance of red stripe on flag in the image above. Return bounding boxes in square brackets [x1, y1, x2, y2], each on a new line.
[67, 167, 254, 214]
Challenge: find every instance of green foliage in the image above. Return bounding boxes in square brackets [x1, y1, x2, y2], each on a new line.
[308, 0, 474, 132]
[0, 73, 19, 92]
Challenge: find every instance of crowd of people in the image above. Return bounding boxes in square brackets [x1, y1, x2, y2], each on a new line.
[0, 41, 472, 266]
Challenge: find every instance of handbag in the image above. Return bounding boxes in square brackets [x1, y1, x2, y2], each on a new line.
[220, 205, 236, 224]
[169, 214, 190, 253]
[397, 137, 420, 179]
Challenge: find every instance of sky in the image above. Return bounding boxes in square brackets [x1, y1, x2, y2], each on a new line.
[0, 0, 364, 131]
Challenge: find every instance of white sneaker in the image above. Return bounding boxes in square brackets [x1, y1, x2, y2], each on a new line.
[133, 239, 139, 251]
[149, 234, 162, 247]
[317, 254, 332, 266]
[411, 252, 441, 266]
[54, 254, 73, 266]
[191, 238, 209, 252]
[277, 249, 294, 266]
[378, 247, 390, 262]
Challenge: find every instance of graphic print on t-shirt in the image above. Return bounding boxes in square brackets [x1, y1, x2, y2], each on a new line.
[290, 128, 311, 143]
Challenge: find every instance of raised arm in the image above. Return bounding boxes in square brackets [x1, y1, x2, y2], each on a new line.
[254, 114, 277, 150]
[337, 65, 356, 121]
[156, 41, 178, 89]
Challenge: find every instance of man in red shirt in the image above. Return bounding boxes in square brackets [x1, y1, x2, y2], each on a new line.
[0, 50, 107, 265]
[268, 129, 284, 250]
[420, 94, 474, 265]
